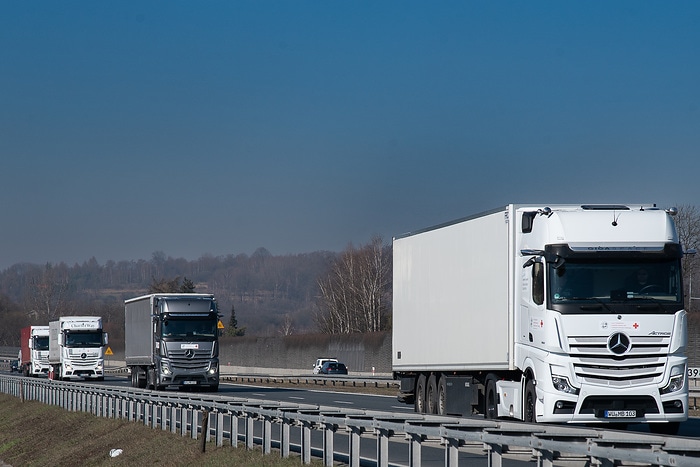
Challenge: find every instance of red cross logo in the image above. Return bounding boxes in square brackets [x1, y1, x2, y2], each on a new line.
[633, 322, 639, 329]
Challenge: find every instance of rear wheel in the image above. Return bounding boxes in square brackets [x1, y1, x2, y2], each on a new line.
[427, 373, 439, 414]
[437, 375, 447, 415]
[524, 379, 537, 423]
[414, 374, 427, 413]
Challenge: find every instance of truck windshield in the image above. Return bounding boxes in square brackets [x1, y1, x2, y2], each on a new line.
[161, 318, 217, 340]
[34, 336, 49, 350]
[65, 331, 103, 347]
[548, 259, 682, 313]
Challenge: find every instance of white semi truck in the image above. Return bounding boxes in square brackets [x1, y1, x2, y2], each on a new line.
[392, 204, 688, 434]
[19, 325, 50, 377]
[48, 316, 108, 381]
[125, 293, 221, 391]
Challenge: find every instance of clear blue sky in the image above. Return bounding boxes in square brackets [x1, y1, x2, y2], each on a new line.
[1, 2, 699, 269]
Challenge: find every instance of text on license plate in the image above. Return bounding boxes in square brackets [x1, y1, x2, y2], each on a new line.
[605, 410, 636, 418]
[183, 381, 198, 385]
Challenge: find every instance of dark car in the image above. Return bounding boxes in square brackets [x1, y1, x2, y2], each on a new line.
[319, 361, 348, 375]
[10, 360, 19, 373]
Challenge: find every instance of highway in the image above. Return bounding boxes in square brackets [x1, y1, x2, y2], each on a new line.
[87, 371, 700, 438]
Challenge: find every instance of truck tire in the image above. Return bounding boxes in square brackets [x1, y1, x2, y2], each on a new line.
[485, 377, 498, 420]
[437, 375, 447, 415]
[427, 373, 439, 414]
[414, 374, 427, 413]
[524, 379, 537, 423]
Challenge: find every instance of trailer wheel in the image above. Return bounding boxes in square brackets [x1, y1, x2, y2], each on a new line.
[437, 375, 447, 415]
[524, 379, 537, 423]
[427, 373, 439, 414]
[414, 374, 427, 413]
[485, 377, 498, 420]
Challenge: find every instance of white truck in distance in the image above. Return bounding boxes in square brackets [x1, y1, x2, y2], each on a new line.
[19, 325, 50, 377]
[48, 316, 108, 381]
[125, 293, 221, 391]
[392, 204, 688, 434]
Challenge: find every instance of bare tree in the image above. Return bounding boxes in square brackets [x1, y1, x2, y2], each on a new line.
[279, 314, 295, 336]
[315, 235, 391, 334]
[27, 263, 69, 321]
[675, 204, 700, 311]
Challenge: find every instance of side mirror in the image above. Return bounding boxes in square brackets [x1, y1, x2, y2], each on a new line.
[28, 338, 34, 350]
[103, 333, 109, 345]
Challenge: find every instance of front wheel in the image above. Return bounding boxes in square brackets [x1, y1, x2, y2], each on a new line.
[524, 379, 537, 423]
[484, 377, 498, 420]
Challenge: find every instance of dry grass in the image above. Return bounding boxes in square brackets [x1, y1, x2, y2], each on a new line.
[0, 393, 321, 467]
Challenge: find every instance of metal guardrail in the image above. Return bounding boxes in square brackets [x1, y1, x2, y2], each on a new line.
[2, 375, 700, 467]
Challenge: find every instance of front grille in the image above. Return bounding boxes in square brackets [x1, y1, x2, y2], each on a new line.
[169, 348, 212, 371]
[568, 335, 669, 386]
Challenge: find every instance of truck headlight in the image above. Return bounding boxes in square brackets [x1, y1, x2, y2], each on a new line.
[661, 365, 686, 394]
[552, 375, 579, 395]
[208, 363, 218, 375]
[161, 362, 172, 375]
[96, 360, 103, 369]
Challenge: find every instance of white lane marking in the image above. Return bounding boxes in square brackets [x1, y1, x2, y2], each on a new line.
[333, 400, 355, 405]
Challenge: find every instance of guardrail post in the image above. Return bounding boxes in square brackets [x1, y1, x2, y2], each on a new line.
[215, 410, 224, 447]
[375, 427, 391, 467]
[171, 405, 179, 434]
[484, 442, 503, 467]
[191, 408, 200, 440]
[180, 406, 188, 437]
[143, 402, 151, 427]
[280, 415, 290, 457]
[323, 422, 337, 467]
[230, 411, 239, 448]
[443, 437, 459, 467]
[262, 415, 273, 454]
[348, 425, 363, 467]
[406, 432, 424, 467]
[301, 420, 313, 465]
[245, 414, 254, 449]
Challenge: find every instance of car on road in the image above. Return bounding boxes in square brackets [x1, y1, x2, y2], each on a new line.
[319, 361, 348, 375]
[10, 360, 19, 373]
[312, 358, 337, 374]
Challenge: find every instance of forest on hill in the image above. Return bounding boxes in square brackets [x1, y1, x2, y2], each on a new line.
[0, 248, 340, 346]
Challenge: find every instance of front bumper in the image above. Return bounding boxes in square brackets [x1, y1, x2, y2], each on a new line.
[537, 382, 688, 424]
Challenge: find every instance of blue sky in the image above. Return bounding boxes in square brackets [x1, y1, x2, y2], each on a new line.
[1, 2, 699, 269]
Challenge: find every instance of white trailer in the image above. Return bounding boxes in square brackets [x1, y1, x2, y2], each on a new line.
[48, 316, 107, 381]
[125, 293, 220, 391]
[393, 204, 688, 434]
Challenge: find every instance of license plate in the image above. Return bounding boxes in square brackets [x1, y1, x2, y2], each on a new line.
[183, 381, 198, 385]
[605, 410, 636, 418]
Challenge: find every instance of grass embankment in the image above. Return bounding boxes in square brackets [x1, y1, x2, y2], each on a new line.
[0, 394, 321, 467]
